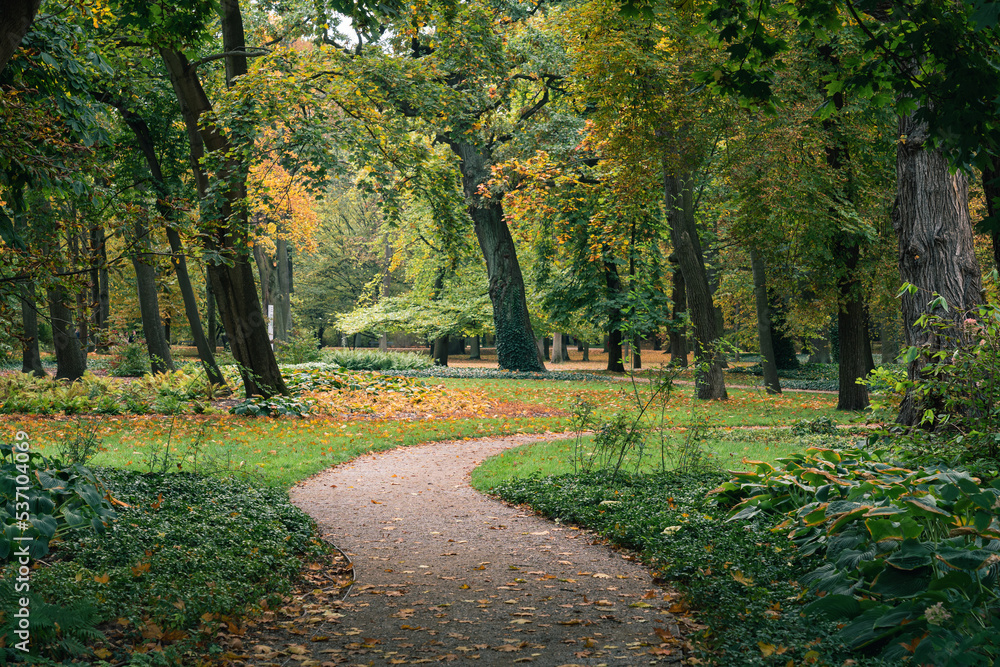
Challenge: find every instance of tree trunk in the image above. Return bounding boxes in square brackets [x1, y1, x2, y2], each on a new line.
[207, 276, 218, 352]
[48, 283, 86, 381]
[582, 340, 590, 361]
[164, 224, 227, 387]
[469, 334, 480, 359]
[20, 281, 45, 377]
[551, 332, 563, 364]
[275, 237, 291, 342]
[450, 141, 543, 372]
[750, 249, 781, 394]
[631, 334, 641, 369]
[89, 224, 109, 352]
[130, 220, 175, 375]
[160, 43, 287, 397]
[838, 280, 870, 410]
[604, 262, 626, 372]
[380, 234, 391, 352]
[665, 172, 726, 399]
[669, 266, 688, 367]
[894, 110, 982, 424]
[0, 0, 41, 75]
[561, 335, 569, 362]
[433, 335, 449, 366]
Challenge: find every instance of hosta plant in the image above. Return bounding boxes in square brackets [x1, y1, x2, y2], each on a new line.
[714, 447, 1000, 665]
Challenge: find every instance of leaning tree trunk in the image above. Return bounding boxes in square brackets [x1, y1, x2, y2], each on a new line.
[161, 43, 287, 397]
[450, 142, 543, 372]
[665, 172, 726, 399]
[117, 103, 227, 387]
[130, 220, 175, 375]
[894, 110, 982, 425]
[20, 281, 45, 377]
[750, 249, 781, 394]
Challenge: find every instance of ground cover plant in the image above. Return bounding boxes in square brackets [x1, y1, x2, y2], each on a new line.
[319, 348, 433, 370]
[1, 467, 327, 665]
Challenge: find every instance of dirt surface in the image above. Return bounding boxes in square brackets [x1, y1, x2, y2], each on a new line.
[241, 433, 687, 667]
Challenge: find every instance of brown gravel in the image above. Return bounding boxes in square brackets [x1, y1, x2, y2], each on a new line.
[242, 433, 686, 667]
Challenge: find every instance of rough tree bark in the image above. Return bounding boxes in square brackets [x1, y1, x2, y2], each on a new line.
[894, 110, 983, 425]
[449, 142, 543, 372]
[665, 172, 726, 399]
[0, 0, 40, 74]
[160, 35, 287, 397]
[750, 249, 781, 394]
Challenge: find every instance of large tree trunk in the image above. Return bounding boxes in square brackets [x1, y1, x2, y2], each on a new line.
[551, 332, 564, 364]
[130, 220, 175, 375]
[0, 0, 40, 74]
[838, 280, 870, 410]
[750, 249, 781, 394]
[433, 335, 449, 366]
[160, 43, 287, 397]
[450, 142, 543, 372]
[604, 261, 626, 372]
[665, 172, 726, 399]
[894, 111, 982, 425]
[20, 281, 45, 377]
[48, 283, 86, 381]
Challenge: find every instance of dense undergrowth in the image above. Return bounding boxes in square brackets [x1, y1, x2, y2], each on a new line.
[1, 469, 324, 665]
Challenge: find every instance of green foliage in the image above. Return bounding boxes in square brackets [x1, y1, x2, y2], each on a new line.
[108, 333, 150, 377]
[0, 578, 104, 663]
[715, 447, 1000, 664]
[274, 333, 322, 365]
[0, 442, 117, 562]
[17, 469, 324, 663]
[869, 300, 1000, 466]
[791, 415, 839, 436]
[230, 395, 314, 417]
[318, 348, 434, 371]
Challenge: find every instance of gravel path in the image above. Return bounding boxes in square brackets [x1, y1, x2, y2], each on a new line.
[249, 433, 686, 667]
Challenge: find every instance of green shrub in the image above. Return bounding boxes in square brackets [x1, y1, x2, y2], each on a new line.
[320, 348, 433, 371]
[869, 297, 1000, 466]
[275, 332, 321, 364]
[3, 470, 323, 663]
[0, 441, 117, 561]
[108, 332, 149, 377]
[230, 394, 314, 417]
[715, 447, 1000, 665]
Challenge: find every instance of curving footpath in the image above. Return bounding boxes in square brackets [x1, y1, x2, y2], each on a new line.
[245, 433, 686, 667]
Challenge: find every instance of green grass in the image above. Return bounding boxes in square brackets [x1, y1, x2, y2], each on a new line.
[470, 428, 863, 492]
[1, 377, 848, 488]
